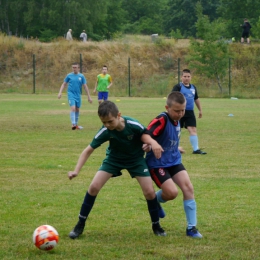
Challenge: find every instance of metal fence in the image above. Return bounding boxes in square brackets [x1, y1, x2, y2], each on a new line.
[0, 52, 260, 98]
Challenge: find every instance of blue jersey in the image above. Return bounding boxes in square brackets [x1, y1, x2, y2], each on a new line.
[145, 112, 182, 168]
[180, 83, 196, 110]
[64, 73, 86, 99]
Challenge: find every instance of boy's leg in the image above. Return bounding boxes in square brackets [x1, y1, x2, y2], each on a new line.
[103, 92, 109, 101]
[173, 170, 202, 238]
[69, 171, 112, 239]
[98, 92, 103, 104]
[136, 176, 166, 236]
[69, 105, 76, 129]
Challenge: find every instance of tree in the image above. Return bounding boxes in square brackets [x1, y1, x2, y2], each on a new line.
[164, 0, 220, 37]
[187, 2, 230, 92]
[122, 0, 164, 34]
[217, 0, 260, 39]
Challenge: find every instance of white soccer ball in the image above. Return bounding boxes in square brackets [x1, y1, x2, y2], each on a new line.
[32, 225, 59, 251]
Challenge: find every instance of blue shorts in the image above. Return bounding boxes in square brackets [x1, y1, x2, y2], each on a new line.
[98, 92, 108, 101]
[68, 97, 81, 108]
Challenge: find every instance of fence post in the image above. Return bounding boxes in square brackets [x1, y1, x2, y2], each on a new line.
[128, 57, 131, 97]
[80, 53, 82, 73]
[229, 58, 232, 96]
[33, 54, 36, 94]
[178, 58, 181, 83]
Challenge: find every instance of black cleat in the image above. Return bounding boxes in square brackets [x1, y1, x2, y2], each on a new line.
[192, 149, 207, 155]
[152, 223, 167, 236]
[69, 221, 85, 239]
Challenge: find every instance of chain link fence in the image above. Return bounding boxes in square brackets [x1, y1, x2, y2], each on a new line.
[0, 51, 260, 98]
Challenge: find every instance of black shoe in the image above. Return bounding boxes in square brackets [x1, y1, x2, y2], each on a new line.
[192, 149, 207, 155]
[69, 221, 85, 239]
[72, 125, 76, 130]
[152, 223, 167, 236]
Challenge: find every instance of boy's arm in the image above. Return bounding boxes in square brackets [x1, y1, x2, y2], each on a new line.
[68, 145, 94, 180]
[141, 134, 164, 159]
[107, 76, 113, 89]
[194, 98, 202, 118]
[83, 83, 92, 103]
[58, 82, 67, 99]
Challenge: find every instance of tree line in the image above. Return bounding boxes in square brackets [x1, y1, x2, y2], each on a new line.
[0, 0, 260, 41]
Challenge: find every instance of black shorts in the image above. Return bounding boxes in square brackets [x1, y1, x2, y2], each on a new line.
[149, 163, 186, 188]
[242, 31, 249, 38]
[180, 110, 196, 128]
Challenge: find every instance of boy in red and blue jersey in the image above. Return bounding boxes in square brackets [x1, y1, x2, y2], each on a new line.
[143, 92, 203, 238]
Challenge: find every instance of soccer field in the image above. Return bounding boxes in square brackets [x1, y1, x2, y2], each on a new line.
[0, 94, 259, 260]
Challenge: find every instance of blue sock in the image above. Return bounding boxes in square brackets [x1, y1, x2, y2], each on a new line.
[75, 111, 79, 125]
[70, 111, 76, 125]
[79, 192, 97, 223]
[156, 190, 166, 203]
[183, 199, 197, 229]
[190, 135, 199, 151]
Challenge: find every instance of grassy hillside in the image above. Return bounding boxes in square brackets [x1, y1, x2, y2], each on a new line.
[0, 34, 259, 98]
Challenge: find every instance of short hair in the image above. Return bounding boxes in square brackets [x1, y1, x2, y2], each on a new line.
[182, 69, 191, 75]
[244, 18, 248, 21]
[72, 62, 79, 67]
[98, 101, 119, 118]
[103, 65, 108, 69]
[167, 92, 186, 107]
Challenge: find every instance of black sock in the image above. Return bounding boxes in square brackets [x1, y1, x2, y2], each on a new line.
[79, 191, 97, 223]
[146, 196, 159, 224]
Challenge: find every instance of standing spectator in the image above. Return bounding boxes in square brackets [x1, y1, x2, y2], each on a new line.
[66, 29, 73, 41]
[58, 63, 92, 130]
[240, 18, 252, 44]
[93, 65, 113, 105]
[80, 30, 87, 42]
[172, 69, 206, 154]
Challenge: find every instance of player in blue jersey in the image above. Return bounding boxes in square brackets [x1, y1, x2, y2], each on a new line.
[58, 63, 92, 130]
[67, 100, 166, 239]
[172, 69, 206, 154]
[143, 92, 203, 238]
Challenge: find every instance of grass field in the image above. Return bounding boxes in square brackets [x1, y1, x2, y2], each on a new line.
[0, 94, 260, 260]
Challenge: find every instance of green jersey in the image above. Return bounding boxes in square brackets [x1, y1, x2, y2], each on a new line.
[96, 74, 112, 92]
[90, 116, 145, 163]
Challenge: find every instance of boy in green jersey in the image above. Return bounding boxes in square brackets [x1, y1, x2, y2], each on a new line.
[68, 100, 166, 239]
[93, 65, 113, 104]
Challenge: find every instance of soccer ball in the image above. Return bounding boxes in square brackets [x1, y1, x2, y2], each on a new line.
[33, 225, 59, 251]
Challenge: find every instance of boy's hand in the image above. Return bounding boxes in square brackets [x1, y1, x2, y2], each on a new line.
[151, 143, 164, 159]
[178, 146, 185, 154]
[142, 143, 151, 152]
[68, 171, 78, 180]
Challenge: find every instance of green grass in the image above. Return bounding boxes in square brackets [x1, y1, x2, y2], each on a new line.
[0, 94, 260, 260]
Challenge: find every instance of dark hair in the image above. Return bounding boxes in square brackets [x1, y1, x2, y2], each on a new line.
[103, 65, 108, 70]
[98, 101, 119, 117]
[167, 92, 186, 107]
[72, 62, 79, 67]
[182, 69, 191, 75]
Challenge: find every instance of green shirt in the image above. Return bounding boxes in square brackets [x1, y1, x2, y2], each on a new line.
[90, 116, 145, 162]
[96, 74, 112, 92]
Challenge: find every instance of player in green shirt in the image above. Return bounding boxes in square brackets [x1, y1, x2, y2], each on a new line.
[68, 100, 166, 239]
[93, 65, 113, 104]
